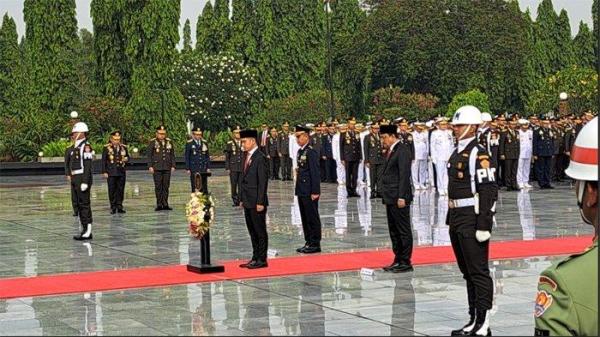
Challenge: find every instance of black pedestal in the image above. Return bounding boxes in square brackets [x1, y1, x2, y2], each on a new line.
[187, 230, 225, 274]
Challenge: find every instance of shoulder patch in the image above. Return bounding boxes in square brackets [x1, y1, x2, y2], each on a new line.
[534, 290, 553, 318]
[538, 276, 557, 291]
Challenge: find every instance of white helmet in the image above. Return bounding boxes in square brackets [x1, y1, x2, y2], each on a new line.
[518, 118, 529, 125]
[451, 105, 482, 125]
[72, 122, 89, 133]
[565, 117, 597, 181]
[481, 112, 492, 122]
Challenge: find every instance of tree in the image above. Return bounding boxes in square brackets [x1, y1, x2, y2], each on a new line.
[229, 0, 257, 63]
[0, 14, 19, 114]
[447, 89, 491, 117]
[572, 22, 596, 68]
[593, 0, 599, 62]
[254, 90, 343, 127]
[72, 29, 98, 108]
[556, 9, 575, 69]
[213, 0, 231, 53]
[196, 1, 218, 54]
[182, 19, 193, 53]
[253, 0, 277, 100]
[533, 0, 560, 76]
[370, 87, 440, 121]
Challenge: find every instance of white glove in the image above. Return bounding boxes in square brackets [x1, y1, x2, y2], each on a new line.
[81, 183, 88, 192]
[476, 230, 491, 242]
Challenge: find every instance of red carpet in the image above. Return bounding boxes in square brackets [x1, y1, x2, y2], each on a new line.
[0, 235, 593, 299]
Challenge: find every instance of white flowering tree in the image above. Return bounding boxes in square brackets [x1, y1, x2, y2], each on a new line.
[173, 52, 260, 132]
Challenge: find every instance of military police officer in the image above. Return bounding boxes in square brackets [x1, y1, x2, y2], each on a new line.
[65, 122, 95, 241]
[533, 118, 555, 189]
[447, 106, 498, 336]
[185, 127, 210, 194]
[364, 122, 384, 199]
[225, 126, 244, 206]
[101, 130, 129, 214]
[294, 125, 323, 254]
[148, 125, 176, 211]
[534, 117, 598, 336]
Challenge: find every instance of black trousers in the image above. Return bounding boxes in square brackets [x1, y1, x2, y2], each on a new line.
[369, 163, 383, 194]
[504, 158, 518, 189]
[153, 170, 171, 207]
[449, 227, 493, 312]
[244, 207, 268, 262]
[320, 158, 327, 182]
[270, 156, 280, 179]
[189, 171, 208, 193]
[229, 171, 242, 204]
[385, 205, 412, 265]
[107, 175, 126, 210]
[498, 159, 506, 186]
[71, 183, 79, 214]
[535, 156, 552, 187]
[325, 158, 337, 183]
[553, 153, 568, 180]
[71, 177, 92, 225]
[345, 160, 359, 194]
[281, 155, 292, 180]
[298, 196, 322, 247]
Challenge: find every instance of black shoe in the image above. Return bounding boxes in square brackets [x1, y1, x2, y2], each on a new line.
[110, 208, 117, 214]
[370, 193, 377, 199]
[239, 260, 255, 268]
[117, 209, 126, 214]
[296, 245, 308, 253]
[389, 264, 413, 273]
[72, 212, 79, 217]
[302, 246, 321, 254]
[546, 185, 554, 189]
[469, 309, 491, 336]
[451, 312, 476, 336]
[383, 262, 401, 272]
[164, 206, 173, 211]
[348, 193, 360, 198]
[73, 233, 93, 241]
[246, 261, 268, 269]
[155, 206, 163, 211]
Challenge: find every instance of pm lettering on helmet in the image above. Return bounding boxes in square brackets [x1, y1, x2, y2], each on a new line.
[476, 167, 496, 183]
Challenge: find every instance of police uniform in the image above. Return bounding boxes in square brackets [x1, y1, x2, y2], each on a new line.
[101, 131, 129, 213]
[447, 136, 498, 335]
[534, 240, 597, 336]
[185, 127, 210, 193]
[533, 124, 555, 188]
[321, 130, 336, 183]
[65, 125, 94, 240]
[295, 126, 323, 253]
[498, 126, 520, 190]
[340, 120, 362, 197]
[278, 123, 292, 181]
[267, 131, 280, 180]
[364, 130, 384, 198]
[225, 128, 243, 206]
[551, 123, 566, 181]
[148, 126, 176, 210]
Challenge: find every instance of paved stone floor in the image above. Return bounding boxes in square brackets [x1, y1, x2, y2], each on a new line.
[0, 170, 593, 335]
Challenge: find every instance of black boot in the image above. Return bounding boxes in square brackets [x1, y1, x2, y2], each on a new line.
[469, 309, 491, 336]
[451, 309, 476, 335]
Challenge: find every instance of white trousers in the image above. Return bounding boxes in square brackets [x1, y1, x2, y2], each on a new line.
[517, 157, 532, 185]
[336, 160, 345, 184]
[412, 159, 429, 187]
[434, 161, 448, 192]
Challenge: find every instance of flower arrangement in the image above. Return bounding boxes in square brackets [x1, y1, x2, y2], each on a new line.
[186, 192, 215, 239]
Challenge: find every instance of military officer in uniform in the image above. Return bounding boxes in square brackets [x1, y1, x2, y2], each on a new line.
[267, 127, 280, 180]
[447, 106, 498, 337]
[101, 130, 129, 214]
[499, 119, 520, 191]
[65, 122, 95, 241]
[225, 126, 243, 206]
[294, 125, 323, 254]
[534, 117, 598, 336]
[321, 123, 336, 183]
[340, 118, 362, 197]
[412, 122, 429, 190]
[185, 127, 210, 194]
[533, 118, 555, 189]
[364, 122, 384, 199]
[278, 122, 292, 181]
[69, 133, 80, 217]
[397, 118, 415, 160]
[148, 125, 176, 211]
[551, 118, 566, 182]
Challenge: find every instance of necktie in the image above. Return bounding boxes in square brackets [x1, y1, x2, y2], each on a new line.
[244, 153, 251, 172]
[387, 145, 393, 159]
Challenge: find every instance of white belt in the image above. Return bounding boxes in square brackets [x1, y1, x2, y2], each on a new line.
[448, 197, 475, 209]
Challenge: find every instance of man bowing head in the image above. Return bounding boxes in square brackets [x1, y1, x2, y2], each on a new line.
[239, 129, 270, 269]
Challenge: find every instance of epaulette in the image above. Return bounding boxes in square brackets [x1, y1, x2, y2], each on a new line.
[104, 143, 111, 147]
[187, 139, 194, 143]
[166, 138, 172, 141]
[121, 144, 127, 147]
[227, 140, 233, 144]
[150, 138, 156, 141]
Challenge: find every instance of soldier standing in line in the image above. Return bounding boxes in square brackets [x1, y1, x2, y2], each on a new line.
[278, 122, 292, 181]
[267, 127, 280, 180]
[496, 115, 508, 187]
[69, 132, 80, 217]
[533, 118, 555, 189]
[517, 119, 533, 190]
[499, 118, 520, 191]
[340, 117, 362, 197]
[148, 125, 176, 211]
[101, 130, 129, 214]
[411, 122, 429, 190]
[430, 118, 454, 196]
[225, 126, 243, 206]
[321, 123, 336, 183]
[185, 127, 210, 194]
[364, 122, 384, 199]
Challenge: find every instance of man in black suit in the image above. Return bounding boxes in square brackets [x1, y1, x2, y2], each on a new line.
[239, 129, 270, 269]
[294, 125, 323, 254]
[378, 124, 414, 273]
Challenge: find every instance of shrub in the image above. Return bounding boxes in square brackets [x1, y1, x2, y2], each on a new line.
[446, 89, 491, 117]
[370, 87, 440, 121]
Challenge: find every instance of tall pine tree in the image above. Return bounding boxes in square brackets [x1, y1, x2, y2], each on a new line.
[253, 0, 277, 100]
[572, 22, 596, 68]
[556, 9, 575, 69]
[182, 19, 192, 53]
[0, 14, 19, 114]
[196, 1, 219, 54]
[213, 0, 231, 53]
[229, 0, 257, 63]
[593, 0, 599, 63]
[533, 0, 560, 77]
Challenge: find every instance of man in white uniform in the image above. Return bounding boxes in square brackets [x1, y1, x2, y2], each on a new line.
[357, 123, 370, 187]
[430, 118, 454, 196]
[411, 122, 429, 190]
[289, 131, 300, 181]
[517, 119, 533, 189]
[332, 124, 346, 185]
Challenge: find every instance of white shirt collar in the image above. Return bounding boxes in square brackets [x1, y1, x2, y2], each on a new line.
[457, 136, 475, 153]
[300, 143, 308, 151]
[390, 139, 401, 152]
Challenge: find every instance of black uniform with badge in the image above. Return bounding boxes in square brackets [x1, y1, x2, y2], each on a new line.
[498, 127, 520, 190]
[267, 132, 280, 180]
[225, 132, 244, 206]
[321, 131, 336, 183]
[533, 124, 555, 188]
[295, 127, 323, 253]
[65, 138, 94, 239]
[147, 126, 176, 210]
[398, 131, 415, 161]
[551, 124, 567, 181]
[101, 131, 129, 213]
[446, 137, 498, 334]
[340, 126, 362, 197]
[364, 131, 385, 198]
[278, 125, 292, 181]
[185, 128, 210, 193]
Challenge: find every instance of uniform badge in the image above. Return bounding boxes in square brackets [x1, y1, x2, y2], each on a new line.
[166, 143, 172, 150]
[202, 144, 208, 152]
[457, 162, 463, 169]
[457, 172, 464, 179]
[538, 276, 557, 291]
[534, 290, 553, 317]
[480, 159, 490, 169]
